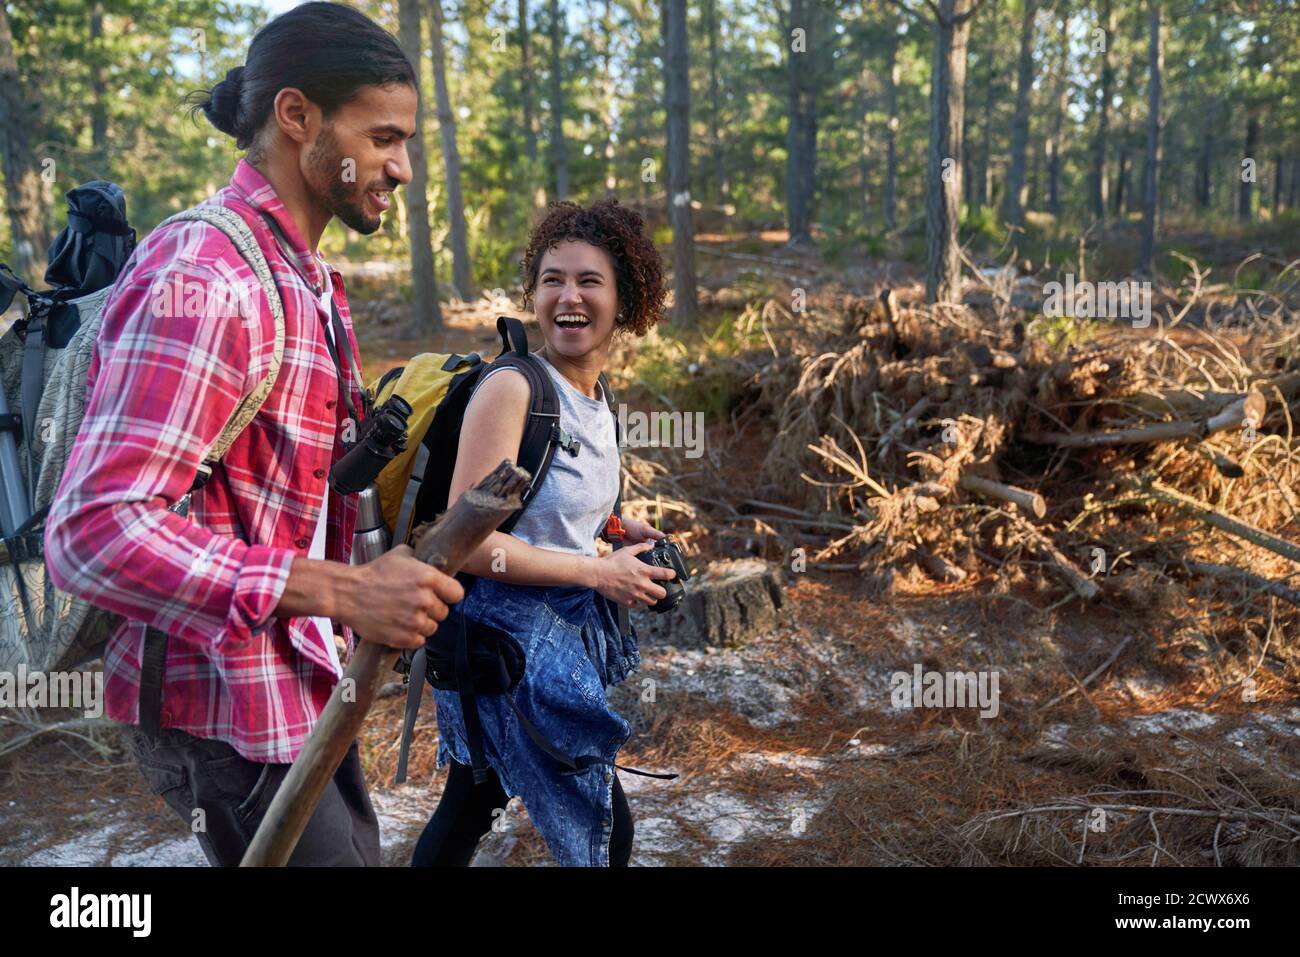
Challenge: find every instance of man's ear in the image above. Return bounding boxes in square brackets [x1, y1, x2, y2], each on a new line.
[271, 87, 317, 145]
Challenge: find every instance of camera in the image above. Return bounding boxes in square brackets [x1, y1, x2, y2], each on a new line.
[635, 536, 691, 613]
[329, 393, 412, 495]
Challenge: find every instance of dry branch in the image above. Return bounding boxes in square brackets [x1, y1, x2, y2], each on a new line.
[958, 474, 1047, 519]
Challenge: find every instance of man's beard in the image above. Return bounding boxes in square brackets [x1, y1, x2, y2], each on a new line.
[306, 123, 384, 235]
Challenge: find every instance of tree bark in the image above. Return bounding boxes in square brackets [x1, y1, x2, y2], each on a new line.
[1237, 24, 1264, 222]
[0, 3, 52, 284]
[1088, 0, 1113, 221]
[518, 0, 539, 166]
[398, 0, 444, 335]
[429, 0, 473, 300]
[1195, 100, 1214, 208]
[785, 0, 820, 246]
[924, 0, 979, 304]
[1238, 114, 1259, 221]
[1046, 14, 1069, 217]
[548, 0, 569, 200]
[1137, 0, 1162, 277]
[601, 0, 617, 196]
[976, 0, 996, 210]
[90, 2, 108, 153]
[884, 27, 899, 230]
[664, 0, 698, 323]
[1272, 154, 1284, 215]
[706, 0, 729, 205]
[1002, 0, 1037, 228]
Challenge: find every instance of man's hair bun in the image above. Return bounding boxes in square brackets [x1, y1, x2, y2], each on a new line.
[201, 66, 245, 137]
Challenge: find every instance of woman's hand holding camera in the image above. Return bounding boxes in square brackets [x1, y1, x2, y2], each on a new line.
[619, 517, 666, 545]
[592, 542, 677, 608]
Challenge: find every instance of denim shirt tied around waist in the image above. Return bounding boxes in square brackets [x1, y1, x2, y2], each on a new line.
[432, 575, 642, 866]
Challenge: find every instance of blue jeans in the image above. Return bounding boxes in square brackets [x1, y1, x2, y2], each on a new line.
[432, 576, 641, 866]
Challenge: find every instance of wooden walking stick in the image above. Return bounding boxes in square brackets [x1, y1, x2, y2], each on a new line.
[241, 460, 531, 867]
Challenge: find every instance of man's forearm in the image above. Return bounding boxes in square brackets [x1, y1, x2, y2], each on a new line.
[276, 556, 364, 623]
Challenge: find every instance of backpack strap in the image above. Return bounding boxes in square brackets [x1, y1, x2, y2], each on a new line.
[496, 314, 530, 357]
[136, 204, 286, 740]
[157, 204, 287, 491]
[487, 352, 561, 535]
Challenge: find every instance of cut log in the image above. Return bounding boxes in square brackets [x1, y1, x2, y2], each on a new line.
[959, 473, 1047, 519]
[630, 558, 785, 650]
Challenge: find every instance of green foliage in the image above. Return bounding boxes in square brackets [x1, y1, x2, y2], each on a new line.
[625, 305, 767, 422]
[1027, 311, 1098, 353]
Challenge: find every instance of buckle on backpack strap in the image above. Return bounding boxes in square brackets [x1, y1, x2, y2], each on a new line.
[602, 514, 625, 543]
[552, 424, 581, 457]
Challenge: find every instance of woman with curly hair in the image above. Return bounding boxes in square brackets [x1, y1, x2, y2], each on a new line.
[410, 199, 676, 867]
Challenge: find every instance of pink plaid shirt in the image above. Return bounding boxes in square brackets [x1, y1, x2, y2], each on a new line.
[44, 159, 368, 763]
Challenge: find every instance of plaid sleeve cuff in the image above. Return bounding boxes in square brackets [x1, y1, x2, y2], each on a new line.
[224, 544, 297, 647]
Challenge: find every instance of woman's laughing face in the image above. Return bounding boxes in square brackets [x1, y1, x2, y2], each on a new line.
[533, 239, 620, 358]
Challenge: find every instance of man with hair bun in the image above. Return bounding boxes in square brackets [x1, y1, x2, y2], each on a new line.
[43, 1, 463, 866]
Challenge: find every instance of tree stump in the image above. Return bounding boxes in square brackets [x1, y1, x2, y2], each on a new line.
[630, 558, 786, 650]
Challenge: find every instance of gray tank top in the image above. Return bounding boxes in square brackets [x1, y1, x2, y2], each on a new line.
[472, 352, 620, 556]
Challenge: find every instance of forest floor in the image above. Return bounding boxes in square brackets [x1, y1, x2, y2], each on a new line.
[2, 231, 1298, 866]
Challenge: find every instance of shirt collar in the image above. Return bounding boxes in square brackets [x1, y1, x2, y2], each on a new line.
[228, 157, 342, 295]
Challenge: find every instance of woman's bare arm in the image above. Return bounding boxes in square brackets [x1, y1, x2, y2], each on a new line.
[446, 368, 674, 605]
[448, 369, 598, 586]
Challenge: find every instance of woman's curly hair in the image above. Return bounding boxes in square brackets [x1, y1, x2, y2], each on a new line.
[520, 199, 667, 337]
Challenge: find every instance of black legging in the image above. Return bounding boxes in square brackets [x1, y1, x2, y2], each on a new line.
[411, 758, 633, 866]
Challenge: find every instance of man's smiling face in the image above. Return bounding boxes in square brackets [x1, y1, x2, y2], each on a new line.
[303, 82, 417, 234]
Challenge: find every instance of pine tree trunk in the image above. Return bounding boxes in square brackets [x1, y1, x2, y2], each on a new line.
[548, 0, 568, 200]
[90, 2, 108, 153]
[785, 0, 819, 246]
[1047, 14, 1069, 217]
[1273, 154, 1284, 215]
[0, 3, 52, 284]
[1138, 0, 1162, 276]
[664, 0, 698, 323]
[884, 28, 899, 230]
[430, 0, 473, 299]
[1002, 0, 1037, 228]
[925, 0, 977, 304]
[398, 0, 443, 334]
[518, 0, 539, 166]
[1238, 114, 1258, 221]
[976, 0, 996, 209]
[1088, 0, 1113, 221]
[602, 0, 616, 196]
[706, 0, 728, 205]
[1195, 102, 1214, 208]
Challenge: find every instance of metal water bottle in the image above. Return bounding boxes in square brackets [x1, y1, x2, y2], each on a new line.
[350, 484, 391, 565]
